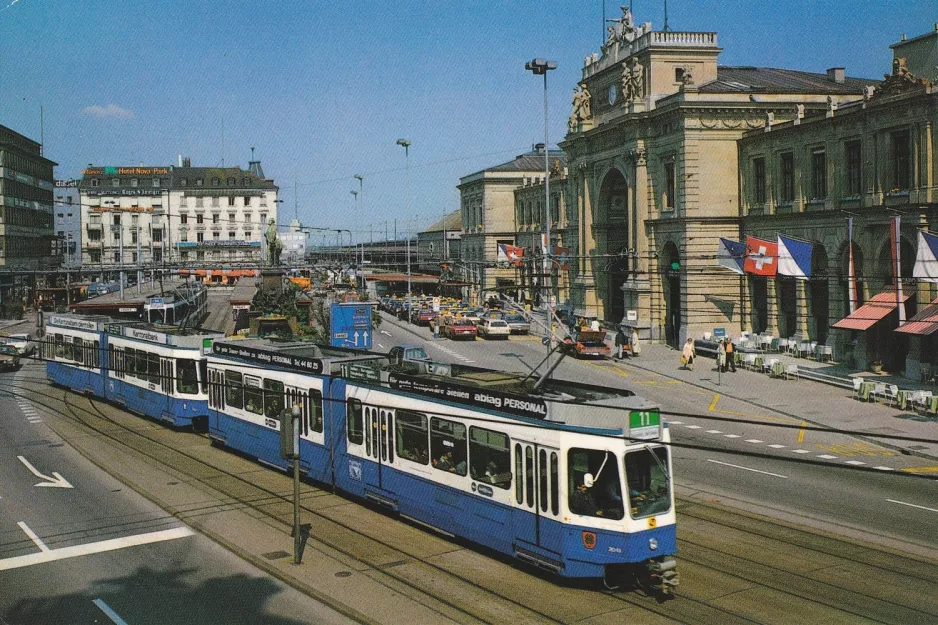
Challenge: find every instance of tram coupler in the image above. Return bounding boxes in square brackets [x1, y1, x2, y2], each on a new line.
[647, 557, 679, 594]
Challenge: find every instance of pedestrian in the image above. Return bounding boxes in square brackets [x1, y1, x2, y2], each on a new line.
[725, 337, 736, 372]
[631, 327, 641, 356]
[614, 327, 627, 359]
[682, 338, 696, 370]
[590, 318, 601, 331]
[717, 339, 726, 373]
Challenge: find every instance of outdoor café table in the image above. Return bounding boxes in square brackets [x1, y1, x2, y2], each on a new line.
[771, 361, 785, 378]
[859, 380, 876, 402]
[897, 389, 916, 410]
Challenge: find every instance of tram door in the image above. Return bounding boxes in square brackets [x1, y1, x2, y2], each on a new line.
[159, 357, 174, 416]
[364, 406, 395, 492]
[513, 442, 563, 553]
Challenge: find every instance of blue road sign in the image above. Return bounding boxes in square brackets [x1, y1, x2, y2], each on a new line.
[330, 303, 373, 349]
[713, 327, 726, 339]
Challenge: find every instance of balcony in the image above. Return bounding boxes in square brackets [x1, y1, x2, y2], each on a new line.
[86, 222, 102, 231]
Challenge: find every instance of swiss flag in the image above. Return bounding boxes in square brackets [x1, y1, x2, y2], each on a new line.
[743, 236, 778, 277]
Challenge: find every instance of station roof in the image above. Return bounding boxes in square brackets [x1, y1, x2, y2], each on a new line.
[700, 67, 874, 94]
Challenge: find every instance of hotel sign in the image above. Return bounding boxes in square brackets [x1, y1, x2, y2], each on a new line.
[83, 166, 170, 176]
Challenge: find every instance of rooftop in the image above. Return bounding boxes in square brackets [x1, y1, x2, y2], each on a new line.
[699, 66, 875, 94]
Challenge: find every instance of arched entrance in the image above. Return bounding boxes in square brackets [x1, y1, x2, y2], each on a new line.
[809, 246, 830, 345]
[661, 242, 681, 347]
[594, 168, 629, 323]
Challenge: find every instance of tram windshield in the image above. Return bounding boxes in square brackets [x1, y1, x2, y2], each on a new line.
[624, 446, 671, 518]
[567, 448, 624, 520]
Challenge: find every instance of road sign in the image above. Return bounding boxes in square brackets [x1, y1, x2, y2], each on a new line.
[330, 302, 373, 349]
[713, 327, 726, 339]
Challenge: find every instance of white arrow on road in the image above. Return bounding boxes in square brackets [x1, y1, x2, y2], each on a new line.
[17, 456, 73, 489]
[381, 330, 392, 337]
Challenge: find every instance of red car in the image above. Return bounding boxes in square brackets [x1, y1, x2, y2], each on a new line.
[573, 330, 610, 359]
[415, 309, 438, 326]
[441, 316, 477, 340]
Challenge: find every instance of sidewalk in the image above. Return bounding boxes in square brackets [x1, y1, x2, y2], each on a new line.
[613, 341, 938, 461]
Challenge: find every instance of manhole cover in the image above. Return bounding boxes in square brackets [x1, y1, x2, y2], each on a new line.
[261, 550, 291, 560]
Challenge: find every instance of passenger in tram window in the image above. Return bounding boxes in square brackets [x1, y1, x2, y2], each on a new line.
[484, 460, 499, 482]
[434, 451, 455, 471]
[569, 481, 601, 517]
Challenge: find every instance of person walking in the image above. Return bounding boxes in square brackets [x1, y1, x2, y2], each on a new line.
[631, 327, 641, 356]
[717, 339, 727, 373]
[682, 338, 696, 370]
[725, 337, 736, 372]
[615, 327, 627, 359]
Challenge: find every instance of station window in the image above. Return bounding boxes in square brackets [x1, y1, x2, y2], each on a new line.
[395, 409, 428, 464]
[176, 359, 199, 395]
[430, 417, 467, 476]
[347, 399, 363, 445]
[243, 376, 263, 415]
[468, 426, 511, 489]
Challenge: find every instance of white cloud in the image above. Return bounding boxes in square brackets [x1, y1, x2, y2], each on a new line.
[82, 104, 133, 120]
[2, 0, 24, 12]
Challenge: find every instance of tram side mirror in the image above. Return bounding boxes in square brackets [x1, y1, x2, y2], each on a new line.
[583, 472, 595, 488]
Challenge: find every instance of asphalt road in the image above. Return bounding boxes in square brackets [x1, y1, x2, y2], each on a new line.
[0, 363, 358, 625]
[376, 313, 938, 557]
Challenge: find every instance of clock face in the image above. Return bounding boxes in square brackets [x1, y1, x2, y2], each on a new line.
[608, 84, 617, 105]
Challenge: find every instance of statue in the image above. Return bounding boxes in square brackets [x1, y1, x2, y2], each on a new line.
[622, 59, 644, 103]
[601, 6, 641, 54]
[265, 218, 283, 266]
[568, 84, 593, 130]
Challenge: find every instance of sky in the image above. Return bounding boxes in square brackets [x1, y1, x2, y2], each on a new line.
[1, 0, 935, 243]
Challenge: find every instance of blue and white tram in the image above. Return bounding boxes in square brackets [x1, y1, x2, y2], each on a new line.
[205, 339, 679, 591]
[45, 315, 221, 428]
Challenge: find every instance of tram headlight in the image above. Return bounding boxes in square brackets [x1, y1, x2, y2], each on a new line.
[648, 538, 658, 551]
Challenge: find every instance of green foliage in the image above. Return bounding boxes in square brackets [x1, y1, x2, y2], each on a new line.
[251, 281, 299, 317]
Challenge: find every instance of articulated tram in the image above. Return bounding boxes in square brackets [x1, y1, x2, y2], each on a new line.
[44, 315, 221, 428]
[205, 339, 679, 591]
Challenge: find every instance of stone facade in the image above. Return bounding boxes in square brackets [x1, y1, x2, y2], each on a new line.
[560, 8, 872, 345]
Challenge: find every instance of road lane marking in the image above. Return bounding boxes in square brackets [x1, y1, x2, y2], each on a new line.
[872, 466, 893, 471]
[93, 599, 130, 625]
[17, 522, 49, 552]
[685, 425, 701, 429]
[17, 456, 73, 488]
[817, 454, 838, 459]
[744, 439, 764, 444]
[767, 444, 786, 449]
[380, 330, 392, 336]
[790, 449, 811, 454]
[887, 499, 938, 514]
[797, 421, 807, 444]
[708, 394, 720, 411]
[724, 434, 741, 438]
[377, 343, 385, 350]
[707, 459, 788, 479]
[0, 526, 195, 571]
[706, 430, 722, 434]
[845, 460, 866, 466]
[669, 421, 683, 425]
[902, 465, 938, 474]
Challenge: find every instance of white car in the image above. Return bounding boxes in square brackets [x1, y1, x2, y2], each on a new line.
[4, 333, 34, 357]
[478, 319, 511, 340]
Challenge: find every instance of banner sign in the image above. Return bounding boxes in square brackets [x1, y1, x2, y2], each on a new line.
[386, 373, 548, 420]
[212, 342, 324, 375]
[48, 315, 98, 331]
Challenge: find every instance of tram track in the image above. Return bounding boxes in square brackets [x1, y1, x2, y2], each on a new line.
[7, 370, 938, 624]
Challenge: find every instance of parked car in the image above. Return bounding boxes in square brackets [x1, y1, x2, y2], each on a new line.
[503, 313, 531, 335]
[478, 318, 511, 340]
[573, 330, 610, 359]
[0, 344, 21, 371]
[441, 316, 478, 340]
[4, 333, 35, 356]
[415, 308, 438, 326]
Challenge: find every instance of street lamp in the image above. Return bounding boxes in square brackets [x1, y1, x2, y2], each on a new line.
[396, 138, 412, 298]
[525, 57, 557, 359]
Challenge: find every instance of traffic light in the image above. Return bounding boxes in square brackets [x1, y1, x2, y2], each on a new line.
[280, 404, 301, 460]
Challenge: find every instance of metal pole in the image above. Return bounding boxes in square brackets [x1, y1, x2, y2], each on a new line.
[136, 225, 142, 295]
[119, 220, 125, 301]
[397, 139, 412, 298]
[292, 406, 301, 564]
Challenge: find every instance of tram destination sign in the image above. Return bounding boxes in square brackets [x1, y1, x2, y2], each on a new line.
[387, 373, 548, 420]
[628, 409, 661, 440]
[213, 342, 324, 375]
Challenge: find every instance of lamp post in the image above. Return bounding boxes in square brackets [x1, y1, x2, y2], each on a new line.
[525, 57, 557, 359]
[396, 139, 412, 298]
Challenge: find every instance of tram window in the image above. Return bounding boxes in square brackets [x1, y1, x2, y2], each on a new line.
[386, 413, 394, 463]
[244, 376, 263, 415]
[135, 349, 148, 379]
[199, 360, 208, 393]
[263, 379, 284, 419]
[225, 370, 243, 409]
[394, 410, 428, 465]
[469, 427, 511, 489]
[92, 341, 100, 368]
[525, 447, 534, 508]
[148, 353, 161, 384]
[538, 449, 548, 512]
[624, 446, 671, 519]
[550, 452, 559, 515]
[347, 399, 363, 445]
[365, 407, 373, 457]
[73, 338, 84, 365]
[63, 337, 74, 362]
[54, 334, 65, 359]
[309, 390, 323, 433]
[176, 359, 199, 395]
[514, 444, 523, 504]
[122, 348, 133, 377]
[567, 448, 624, 520]
[430, 417, 466, 476]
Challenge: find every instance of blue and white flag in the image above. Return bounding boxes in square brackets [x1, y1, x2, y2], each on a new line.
[717, 238, 746, 274]
[776, 235, 813, 280]
[913, 230, 938, 282]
